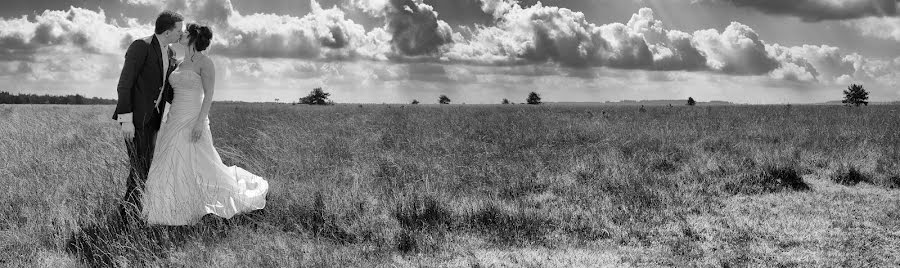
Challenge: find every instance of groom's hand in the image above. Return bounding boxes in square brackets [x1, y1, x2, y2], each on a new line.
[121, 122, 136, 141]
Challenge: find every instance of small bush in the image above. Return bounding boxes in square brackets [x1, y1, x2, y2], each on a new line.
[299, 88, 333, 105]
[761, 166, 810, 192]
[888, 176, 900, 189]
[395, 229, 418, 252]
[526, 92, 542, 105]
[392, 194, 452, 231]
[725, 166, 810, 194]
[833, 166, 870, 186]
[274, 193, 357, 243]
[438, 95, 451, 105]
[842, 84, 869, 107]
[469, 202, 552, 246]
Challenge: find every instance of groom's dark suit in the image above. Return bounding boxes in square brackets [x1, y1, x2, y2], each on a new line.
[112, 35, 176, 224]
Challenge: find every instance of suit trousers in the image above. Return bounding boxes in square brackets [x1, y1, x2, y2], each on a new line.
[119, 126, 158, 226]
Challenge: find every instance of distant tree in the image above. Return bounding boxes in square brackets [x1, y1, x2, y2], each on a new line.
[842, 84, 869, 107]
[687, 97, 696, 106]
[502, 98, 510, 105]
[275, 98, 280, 103]
[411, 99, 420, 105]
[438, 95, 451, 105]
[526, 92, 542, 105]
[299, 87, 332, 105]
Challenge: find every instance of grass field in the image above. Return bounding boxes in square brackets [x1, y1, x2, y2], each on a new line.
[1, 103, 899, 267]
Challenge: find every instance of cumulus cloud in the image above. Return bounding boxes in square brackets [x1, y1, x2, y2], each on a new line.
[153, 0, 375, 60]
[385, 0, 454, 56]
[164, 0, 235, 25]
[626, 8, 706, 70]
[0, 7, 151, 84]
[120, 0, 166, 6]
[445, 3, 654, 68]
[0, 7, 146, 59]
[843, 17, 900, 41]
[3, 0, 900, 92]
[349, 0, 454, 56]
[215, 2, 369, 59]
[691, 22, 779, 75]
[695, 0, 900, 21]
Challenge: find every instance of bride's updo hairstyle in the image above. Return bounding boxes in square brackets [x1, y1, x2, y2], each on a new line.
[186, 23, 213, 52]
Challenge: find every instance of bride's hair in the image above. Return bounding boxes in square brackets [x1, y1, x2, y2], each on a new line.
[186, 23, 213, 53]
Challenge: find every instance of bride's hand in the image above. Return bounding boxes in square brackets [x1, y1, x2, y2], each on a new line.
[190, 121, 204, 142]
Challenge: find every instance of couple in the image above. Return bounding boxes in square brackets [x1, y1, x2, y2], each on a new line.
[112, 11, 268, 226]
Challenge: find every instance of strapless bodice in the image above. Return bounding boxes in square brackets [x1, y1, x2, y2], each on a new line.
[167, 68, 205, 122]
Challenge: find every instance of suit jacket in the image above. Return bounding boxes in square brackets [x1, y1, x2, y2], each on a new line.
[112, 35, 177, 130]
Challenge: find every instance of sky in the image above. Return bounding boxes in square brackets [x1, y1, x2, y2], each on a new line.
[0, 0, 898, 104]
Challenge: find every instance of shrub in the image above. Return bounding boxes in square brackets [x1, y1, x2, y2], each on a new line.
[526, 92, 542, 105]
[761, 166, 810, 192]
[888, 176, 900, 189]
[833, 166, 870, 186]
[469, 202, 553, 245]
[299, 88, 333, 105]
[392, 194, 452, 231]
[842, 84, 869, 107]
[438, 95, 451, 105]
[724, 166, 810, 194]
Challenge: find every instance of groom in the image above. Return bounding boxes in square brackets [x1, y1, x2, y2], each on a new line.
[112, 10, 182, 225]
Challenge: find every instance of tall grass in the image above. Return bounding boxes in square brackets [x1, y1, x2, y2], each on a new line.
[1, 103, 898, 267]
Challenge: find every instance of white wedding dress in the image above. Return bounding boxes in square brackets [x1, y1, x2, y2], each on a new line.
[142, 67, 268, 225]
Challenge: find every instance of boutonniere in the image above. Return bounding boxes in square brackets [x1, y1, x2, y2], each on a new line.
[169, 53, 178, 66]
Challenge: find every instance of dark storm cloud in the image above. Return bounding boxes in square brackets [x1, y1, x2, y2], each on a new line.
[697, 0, 899, 21]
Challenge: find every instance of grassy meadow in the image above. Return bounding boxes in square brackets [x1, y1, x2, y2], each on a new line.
[1, 103, 899, 267]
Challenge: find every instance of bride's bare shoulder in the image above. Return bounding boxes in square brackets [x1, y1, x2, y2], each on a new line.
[198, 54, 215, 71]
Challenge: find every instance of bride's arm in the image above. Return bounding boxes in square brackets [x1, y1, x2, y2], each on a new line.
[191, 56, 216, 142]
[197, 56, 216, 121]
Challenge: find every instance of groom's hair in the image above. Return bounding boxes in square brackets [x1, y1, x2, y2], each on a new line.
[154, 11, 184, 35]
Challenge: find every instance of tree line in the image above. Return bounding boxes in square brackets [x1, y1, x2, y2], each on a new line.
[0, 91, 116, 105]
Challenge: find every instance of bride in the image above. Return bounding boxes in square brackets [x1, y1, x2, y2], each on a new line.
[142, 23, 268, 225]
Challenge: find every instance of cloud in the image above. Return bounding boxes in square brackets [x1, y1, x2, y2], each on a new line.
[692, 22, 779, 75]
[0, 6, 152, 85]
[445, 3, 654, 68]
[164, 0, 235, 25]
[843, 17, 900, 41]
[694, 0, 900, 21]
[626, 8, 707, 70]
[3, 0, 900, 96]
[446, 4, 771, 74]
[213, 1, 369, 60]
[0, 7, 147, 59]
[120, 0, 166, 6]
[350, 0, 454, 56]
[385, 0, 454, 56]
